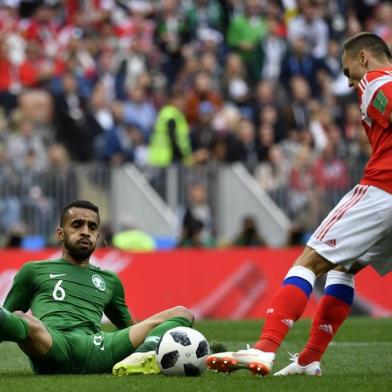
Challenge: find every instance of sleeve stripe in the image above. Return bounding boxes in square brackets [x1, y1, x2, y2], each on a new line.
[361, 75, 392, 115]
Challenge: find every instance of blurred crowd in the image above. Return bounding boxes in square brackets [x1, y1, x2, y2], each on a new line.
[0, 0, 391, 247]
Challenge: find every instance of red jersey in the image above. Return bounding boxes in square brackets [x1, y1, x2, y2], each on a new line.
[357, 68, 392, 193]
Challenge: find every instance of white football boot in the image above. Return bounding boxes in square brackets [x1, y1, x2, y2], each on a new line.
[112, 351, 160, 376]
[207, 346, 275, 377]
[273, 353, 322, 376]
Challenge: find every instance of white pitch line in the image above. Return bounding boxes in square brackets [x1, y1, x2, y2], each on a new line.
[329, 341, 392, 346]
[219, 341, 392, 349]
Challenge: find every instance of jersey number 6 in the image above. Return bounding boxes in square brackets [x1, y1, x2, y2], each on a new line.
[52, 280, 65, 301]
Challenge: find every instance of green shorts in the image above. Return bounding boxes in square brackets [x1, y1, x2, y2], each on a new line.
[30, 327, 135, 374]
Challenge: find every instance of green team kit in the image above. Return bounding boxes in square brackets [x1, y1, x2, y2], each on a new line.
[4, 258, 134, 374]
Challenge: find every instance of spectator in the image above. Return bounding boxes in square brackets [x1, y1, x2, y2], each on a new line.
[184, 71, 223, 127]
[227, 0, 267, 82]
[230, 215, 265, 247]
[199, 51, 222, 92]
[0, 36, 18, 114]
[101, 122, 148, 167]
[287, 0, 329, 59]
[114, 1, 155, 54]
[282, 75, 313, 131]
[308, 103, 329, 154]
[280, 36, 324, 95]
[184, 0, 225, 39]
[148, 89, 192, 167]
[252, 79, 283, 118]
[254, 79, 278, 106]
[174, 50, 200, 93]
[4, 222, 26, 248]
[288, 145, 319, 232]
[235, 117, 259, 171]
[39, 143, 78, 221]
[177, 214, 209, 248]
[54, 73, 96, 161]
[121, 84, 157, 141]
[344, 102, 369, 169]
[256, 144, 290, 207]
[86, 82, 117, 158]
[6, 112, 48, 172]
[21, 2, 61, 58]
[0, 143, 22, 237]
[18, 149, 56, 238]
[255, 123, 275, 162]
[115, 37, 148, 98]
[209, 104, 243, 163]
[221, 52, 251, 109]
[258, 104, 286, 142]
[260, 16, 287, 81]
[95, 49, 119, 103]
[313, 141, 349, 213]
[323, 38, 343, 80]
[0, 4, 24, 66]
[368, 2, 392, 41]
[19, 39, 54, 89]
[190, 101, 215, 165]
[176, 182, 215, 247]
[18, 90, 53, 134]
[154, 0, 189, 86]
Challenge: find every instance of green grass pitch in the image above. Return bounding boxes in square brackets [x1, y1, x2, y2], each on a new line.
[1, 318, 391, 392]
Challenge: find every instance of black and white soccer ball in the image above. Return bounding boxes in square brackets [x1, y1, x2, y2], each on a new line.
[156, 327, 210, 376]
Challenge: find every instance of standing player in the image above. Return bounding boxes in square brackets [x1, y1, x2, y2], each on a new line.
[207, 32, 392, 377]
[0, 200, 194, 375]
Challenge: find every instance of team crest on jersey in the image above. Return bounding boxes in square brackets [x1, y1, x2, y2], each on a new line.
[373, 90, 388, 113]
[92, 274, 106, 291]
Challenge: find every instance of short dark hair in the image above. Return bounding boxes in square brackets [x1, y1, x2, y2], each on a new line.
[343, 32, 392, 61]
[60, 200, 100, 227]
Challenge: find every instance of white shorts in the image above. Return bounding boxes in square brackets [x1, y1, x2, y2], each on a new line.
[307, 184, 392, 276]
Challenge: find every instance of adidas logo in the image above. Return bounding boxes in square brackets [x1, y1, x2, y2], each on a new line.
[281, 319, 294, 328]
[266, 308, 274, 314]
[319, 324, 334, 335]
[325, 239, 337, 248]
[315, 368, 322, 376]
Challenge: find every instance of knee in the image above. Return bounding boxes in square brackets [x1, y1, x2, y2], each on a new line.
[171, 306, 194, 323]
[13, 312, 44, 336]
[294, 247, 334, 278]
[13, 311, 26, 317]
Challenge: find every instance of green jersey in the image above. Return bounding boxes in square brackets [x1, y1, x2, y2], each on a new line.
[4, 258, 132, 334]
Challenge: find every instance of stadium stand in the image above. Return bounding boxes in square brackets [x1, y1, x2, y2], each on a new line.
[0, 0, 391, 248]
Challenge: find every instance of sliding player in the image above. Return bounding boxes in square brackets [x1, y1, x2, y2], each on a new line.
[1, 200, 193, 375]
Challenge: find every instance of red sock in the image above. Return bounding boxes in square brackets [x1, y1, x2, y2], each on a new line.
[298, 294, 351, 365]
[254, 285, 310, 353]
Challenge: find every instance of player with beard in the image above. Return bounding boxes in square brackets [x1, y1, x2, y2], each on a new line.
[0, 200, 194, 375]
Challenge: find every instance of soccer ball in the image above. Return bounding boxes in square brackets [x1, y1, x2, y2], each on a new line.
[156, 327, 210, 376]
